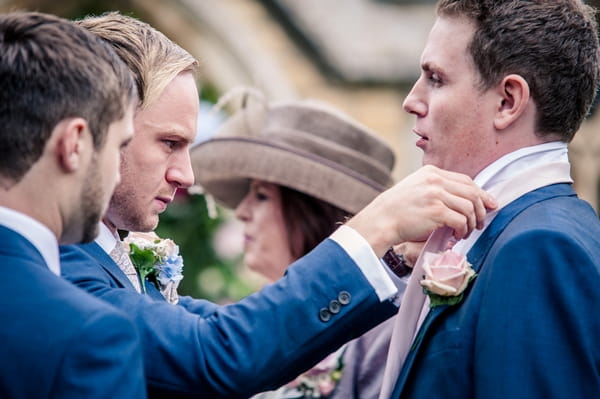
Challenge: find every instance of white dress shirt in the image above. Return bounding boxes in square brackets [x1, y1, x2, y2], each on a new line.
[95, 222, 119, 254]
[453, 141, 571, 255]
[331, 225, 400, 302]
[0, 206, 60, 275]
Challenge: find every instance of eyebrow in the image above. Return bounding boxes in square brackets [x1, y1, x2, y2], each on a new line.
[422, 61, 449, 79]
[422, 61, 437, 73]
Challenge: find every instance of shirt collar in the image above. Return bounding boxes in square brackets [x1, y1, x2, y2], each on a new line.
[474, 141, 572, 190]
[95, 222, 119, 255]
[452, 141, 572, 255]
[0, 206, 60, 275]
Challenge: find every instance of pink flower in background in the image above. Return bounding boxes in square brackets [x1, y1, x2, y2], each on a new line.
[284, 346, 345, 398]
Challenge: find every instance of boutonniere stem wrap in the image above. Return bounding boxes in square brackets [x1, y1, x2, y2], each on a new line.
[124, 232, 184, 304]
[420, 250, 476, 308]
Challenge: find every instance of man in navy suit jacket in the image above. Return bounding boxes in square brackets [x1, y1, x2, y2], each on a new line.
[0, 12, 146, 398]
[60, 12, 496, 398]
[379, 1, 600, 398]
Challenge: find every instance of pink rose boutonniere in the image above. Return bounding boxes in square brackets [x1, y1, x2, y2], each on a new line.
[420, 250, 477, 308]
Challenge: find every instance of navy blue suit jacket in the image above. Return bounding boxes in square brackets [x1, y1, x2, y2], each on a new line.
[391, 184, 600, 398]
[60, 237, 398, 398]
[0, 226, 145, 398]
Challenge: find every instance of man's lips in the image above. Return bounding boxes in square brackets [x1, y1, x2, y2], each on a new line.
[414, 130, 429, 148]
[242, 234, 253, 249]
[155, 196, 173, 211]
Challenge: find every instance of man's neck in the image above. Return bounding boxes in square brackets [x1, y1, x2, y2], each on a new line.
[0, 188, 60, 240]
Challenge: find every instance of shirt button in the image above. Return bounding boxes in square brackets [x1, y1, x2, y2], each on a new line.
[329, 300, 341, 314]
[319, 307, 332, 322]
[338, 291, 351, 305]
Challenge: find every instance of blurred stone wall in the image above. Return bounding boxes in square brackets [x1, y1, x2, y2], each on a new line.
[2, 0, 598, 211]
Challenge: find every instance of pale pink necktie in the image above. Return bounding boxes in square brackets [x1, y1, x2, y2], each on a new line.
[109, 241, 142, 293]
[378, 162, 571, 399]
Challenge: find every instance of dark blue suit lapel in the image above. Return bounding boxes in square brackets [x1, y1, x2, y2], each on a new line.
[391, 183, 575, 398]
[78, 242, 138, 290]
[78, 242, 166, 301]
[467, 183, 576, 273]
[145, 279, 166, 301]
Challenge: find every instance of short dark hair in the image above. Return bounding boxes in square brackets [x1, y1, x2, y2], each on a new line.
[279, 185, 350, 259]
[437, 0, 600, 141]
[0, 12, 136, 183]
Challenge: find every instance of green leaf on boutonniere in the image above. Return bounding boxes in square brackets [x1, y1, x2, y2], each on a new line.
[128, 243, 157, 294]
[425, 291, 466, 308]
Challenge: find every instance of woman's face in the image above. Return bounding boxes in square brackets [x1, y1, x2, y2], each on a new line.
[235, 180, 298, 281]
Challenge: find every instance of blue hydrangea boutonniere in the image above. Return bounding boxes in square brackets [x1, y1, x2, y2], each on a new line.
[124, 232, 183, 304]
[419, 250, 477, 308]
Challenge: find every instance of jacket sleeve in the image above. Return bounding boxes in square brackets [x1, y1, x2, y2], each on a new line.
[177, 295, 220, 316]
[61, 238, 398, 399]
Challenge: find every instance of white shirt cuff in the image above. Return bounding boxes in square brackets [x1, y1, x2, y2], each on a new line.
[330, 225, 399, 302]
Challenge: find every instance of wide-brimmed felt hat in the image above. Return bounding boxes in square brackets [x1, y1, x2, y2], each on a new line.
[191, 99, 395, 215]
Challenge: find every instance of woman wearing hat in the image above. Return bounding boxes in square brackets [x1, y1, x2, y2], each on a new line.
[192, 98, 417, 399]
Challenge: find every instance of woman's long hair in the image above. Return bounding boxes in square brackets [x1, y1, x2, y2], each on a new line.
[279, 185, 351, 260]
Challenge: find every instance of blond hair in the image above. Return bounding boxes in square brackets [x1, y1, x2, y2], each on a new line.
[77, 11, 198, 109]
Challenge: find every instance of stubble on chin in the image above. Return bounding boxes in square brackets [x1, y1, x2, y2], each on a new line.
[109, 206, 158, 233]
[105, 189, 159, 233]
[76, 163, 104, 244]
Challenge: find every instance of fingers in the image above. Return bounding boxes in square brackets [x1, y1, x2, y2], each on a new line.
[441, 208, 469, 240]
[430, 166, 495, 235]
[432, 166, 497, 209]
[346, 165, 497, 255]
[474, 195, 487, 230]
[438, 190, 476, 237]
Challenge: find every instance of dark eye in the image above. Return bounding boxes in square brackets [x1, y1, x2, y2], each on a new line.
[255, 191, 268, 201]
[120, 138, 132, 150]
[428, 72, 442, 86]
[162, 140, 178, 149]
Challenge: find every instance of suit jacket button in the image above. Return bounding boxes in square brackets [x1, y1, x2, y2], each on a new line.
[338, 291, 351, 305]
[329, 300, 341, 314]
[319, 308, 332, 322]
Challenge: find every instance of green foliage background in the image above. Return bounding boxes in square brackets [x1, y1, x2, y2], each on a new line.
[155, 194, 256, 303]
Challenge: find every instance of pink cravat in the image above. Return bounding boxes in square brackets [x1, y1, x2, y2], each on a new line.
[109, 241, 142, 293]
[378, 162, 571, 399]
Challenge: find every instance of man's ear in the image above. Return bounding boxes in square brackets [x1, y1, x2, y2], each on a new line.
[494, 74, 530, 131]
[54, 118, 89, 173]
